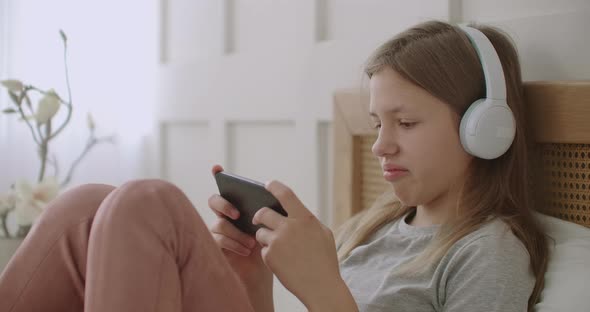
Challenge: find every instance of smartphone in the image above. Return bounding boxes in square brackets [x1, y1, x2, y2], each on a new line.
[214, 171, 288, 235]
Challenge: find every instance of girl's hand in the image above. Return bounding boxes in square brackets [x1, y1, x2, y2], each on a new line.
[208, 165, 273, 311]
[252, 180, 353, 310]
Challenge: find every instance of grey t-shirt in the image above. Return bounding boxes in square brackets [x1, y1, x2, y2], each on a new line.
[339, 212, 535, 312]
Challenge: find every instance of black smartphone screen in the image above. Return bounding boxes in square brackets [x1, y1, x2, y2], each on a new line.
[214, 171, 287, 235]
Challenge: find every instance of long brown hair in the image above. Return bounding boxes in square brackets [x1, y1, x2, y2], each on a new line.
[335, 21, 548, 309]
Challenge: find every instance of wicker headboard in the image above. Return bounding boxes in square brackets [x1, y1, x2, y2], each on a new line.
[332, 81, 590, 229]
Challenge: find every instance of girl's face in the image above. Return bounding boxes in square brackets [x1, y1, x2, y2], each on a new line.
[369, 67, 473, 211]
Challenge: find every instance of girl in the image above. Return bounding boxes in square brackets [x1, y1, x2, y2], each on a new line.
[0, 20, 547, 312]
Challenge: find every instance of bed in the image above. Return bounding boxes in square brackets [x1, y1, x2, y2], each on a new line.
[331, 81, 590, 311]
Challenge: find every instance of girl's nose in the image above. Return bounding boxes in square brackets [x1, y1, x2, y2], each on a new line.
[372, 131, 399, 158]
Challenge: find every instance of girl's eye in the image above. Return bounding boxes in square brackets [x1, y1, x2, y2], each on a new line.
[373, 124, 381, 130]
[399, 121, 416, 129]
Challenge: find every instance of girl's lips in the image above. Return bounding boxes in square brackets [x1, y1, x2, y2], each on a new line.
[382, 163, 408, 171]
[383, 169, 409, 181]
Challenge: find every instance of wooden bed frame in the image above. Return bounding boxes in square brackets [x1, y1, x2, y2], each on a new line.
[332, 81, 590, 229]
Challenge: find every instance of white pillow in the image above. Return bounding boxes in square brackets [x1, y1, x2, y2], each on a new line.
[533, 212, 590, 312]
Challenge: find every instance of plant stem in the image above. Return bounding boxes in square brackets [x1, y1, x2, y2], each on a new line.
[38, 143, 47, 182]
[48, 153, 60, 177]
[38, 121, 51, 182]
[63, 33, 72, 107]
[60, 134, 115, 187]
[24, 92, 45, 141]
[47, 103, 71, 141]
[48, 34, 73, 141]
[1, 214, 11, 238]
[14, 91, 41, 145]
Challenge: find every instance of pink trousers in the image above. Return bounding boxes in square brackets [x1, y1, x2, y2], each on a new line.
[0, 180, 255, 312]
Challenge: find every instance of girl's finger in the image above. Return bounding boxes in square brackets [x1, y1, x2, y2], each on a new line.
[252, 207, 286, 230]
[265, 180, 313, 218]
[212, 233, 252, 256]
[210, 218, 257, 248]
[255, 227, 275, 247]
[208, 194, 240, 220]
[211, 164, 224, 176]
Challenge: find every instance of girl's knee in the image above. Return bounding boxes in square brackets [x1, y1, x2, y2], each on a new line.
[42, 184, 115, 221]
[29, 184, 115, 236]
[116, 179, 187, 207]
[99, 179, 194, 226]
[118, 179, 183, 196]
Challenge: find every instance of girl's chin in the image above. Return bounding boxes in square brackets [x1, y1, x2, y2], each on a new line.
[392, 187, 422, 207]
[392, 193, 417, 207]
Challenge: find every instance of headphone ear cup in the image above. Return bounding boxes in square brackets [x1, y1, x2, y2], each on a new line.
[460, 99, 516, 159]
[459, 99, 485, 157]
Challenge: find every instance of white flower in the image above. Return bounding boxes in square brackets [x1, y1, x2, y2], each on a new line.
[35, 90, 60, 124]
[0, 79, 24, 92]
[14, 177, 59, 226]
[0, 192, 16, 215]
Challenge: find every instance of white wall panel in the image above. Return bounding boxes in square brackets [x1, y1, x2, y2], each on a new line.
[162, 122, 218, 225]
[157, 56, 303, 121]
[501, 11, 590, 81]
[457, 0, 590, 81]
[227, 121, 300, 190]
[233, 0, 314, 53]
[297, 41, 371, 121]
[166, 0, 225, 63]
[461, 0, 590, 22]
[327, 0, 449, 42]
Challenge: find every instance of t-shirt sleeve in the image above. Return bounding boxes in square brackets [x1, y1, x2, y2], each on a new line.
[440, 234, 535, 312]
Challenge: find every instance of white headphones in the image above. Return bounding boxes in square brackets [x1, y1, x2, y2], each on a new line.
[458, 26, 516, 159]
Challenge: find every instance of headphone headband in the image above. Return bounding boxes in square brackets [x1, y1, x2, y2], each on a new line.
[458, 26, 507, 102]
